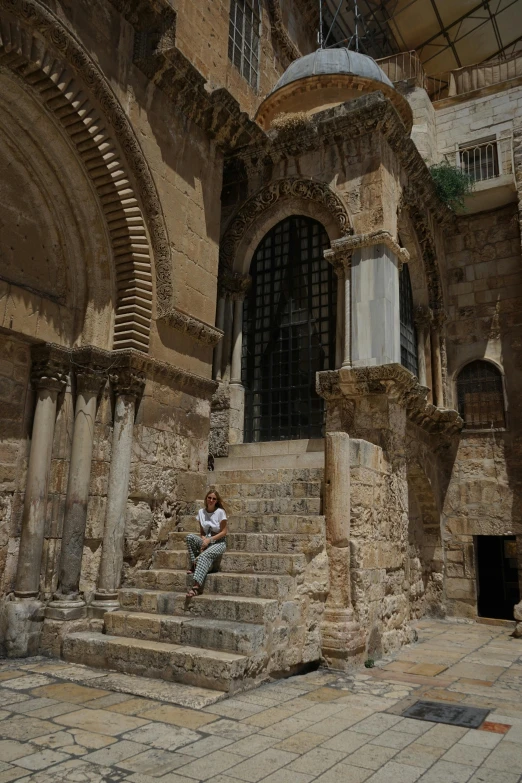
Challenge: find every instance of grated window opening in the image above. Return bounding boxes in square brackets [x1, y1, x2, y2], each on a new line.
[399, 264, 418, 377]
[228, 0, 261, 89]
[457, 360, 505, 429]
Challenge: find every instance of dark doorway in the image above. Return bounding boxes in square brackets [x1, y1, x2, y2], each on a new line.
[242, 216, 336, 442]
[476, 535, 520, 620]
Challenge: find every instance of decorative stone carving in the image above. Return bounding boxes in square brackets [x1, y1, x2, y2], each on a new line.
[220, 273, 252, 301]
[160, 307, 224, 347]
[400, 186, 445, 310]
[414, 305, 433, 328]
[0, 1, 173, 336]
[110, 368, 146, 399]
[30, 345, 69, 393]
[220, 178, 352, 273]
[325, 230, 410, 269]
[267, 0, 301, 65]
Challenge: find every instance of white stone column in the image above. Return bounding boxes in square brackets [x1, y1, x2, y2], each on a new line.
[430, 313, 445, 408]
[230, 296, 244, 385]
[414, 305, 432, 388]
[93, 366, 145, 613]
[342, 259, 352, 369]
[14, 348, 68, 598]
[335, 265, 345, 370]
[212, 296, 226, 381]
[49, 363, 107, 619]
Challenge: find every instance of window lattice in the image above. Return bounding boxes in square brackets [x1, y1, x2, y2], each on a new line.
[399, 264, 418, 377]
[457, 361, 505, 429]
[228, 0, 261, 89]
[242, 216, 337, 443]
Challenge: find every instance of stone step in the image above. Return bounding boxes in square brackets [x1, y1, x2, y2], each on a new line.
[177, 514, 325, 535]
[133, 569, 294, 599]
[154, 549, 307, 575]
[105, 611, 267, 655]
[226, 497, 322, 514]
[165, 531, 323, 556]
[119, 589, 279, 624]
[213, 451, 324, 472]
[227, 439, 324, 457]
[63, 631, 258, 693]
[209, 468, 324, 485]
[209, 481, 322, 499]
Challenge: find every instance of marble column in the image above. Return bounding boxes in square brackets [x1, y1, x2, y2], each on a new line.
[230, 295, 244, 385]
[414, 305, 432, 388]
[341, 258, 352, 369]
[48, 365, 107, 619]
[92, 367, 145, 614]
[14, 347, 68, 598]
[431, 315, 444, 408]
[213, 296, 226, 382]
[334, 265, 345, 370]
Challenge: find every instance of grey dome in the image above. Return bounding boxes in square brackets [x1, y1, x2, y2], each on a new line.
[269, 48, 393, 95]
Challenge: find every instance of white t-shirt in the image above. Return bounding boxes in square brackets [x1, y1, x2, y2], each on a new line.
[197, 507, 227, 536]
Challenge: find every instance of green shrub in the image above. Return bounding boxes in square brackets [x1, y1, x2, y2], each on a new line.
[429, 160, 474, 211]
[364, 658, 375, 669]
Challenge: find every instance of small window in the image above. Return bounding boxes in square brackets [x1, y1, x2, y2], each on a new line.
[399, 264, 418, 377]
[459, 137, 499, 182]
[228, 0, 261, 89]
[457, 361, 505, 429]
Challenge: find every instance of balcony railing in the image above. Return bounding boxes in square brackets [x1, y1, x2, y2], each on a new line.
[376, 51, 427, 90]
[456, 136, 513, 183]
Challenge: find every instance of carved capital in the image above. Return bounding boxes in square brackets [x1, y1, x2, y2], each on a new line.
[159, 307, 224, 347]
[30, 344, 69, 393]
[110, 367, 146, 398]
[414, 305, 433, 329]
[431, 308, 448, 328]
[328, 231, 410, 269]
[75, 367, 108, 396]
[220, 272, 252, 300]
[324, 246, 351, 273]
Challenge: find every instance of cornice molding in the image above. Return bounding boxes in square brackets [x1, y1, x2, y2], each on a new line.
[159, 307, 223, 347]
[325, 231, 410, 269]
[267, 0, 301, 65]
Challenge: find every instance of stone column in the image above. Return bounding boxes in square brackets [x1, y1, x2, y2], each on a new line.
[414, 305, 432, 388]
[48, 362, 108, 619]
[213, 295, 226, 382]
[334, 264, 345, 370]
[14, 347, 69, 598]
[342, 258, 352, 369]
[92, 366, 145, 614]
[227, 275, 250, 445]
[321, 432, 365, 668]
[230, 295, 244, 385]
[430, 312, 445, 408]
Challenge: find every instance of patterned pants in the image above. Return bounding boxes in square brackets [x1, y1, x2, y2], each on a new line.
[186, 533, 227, 586]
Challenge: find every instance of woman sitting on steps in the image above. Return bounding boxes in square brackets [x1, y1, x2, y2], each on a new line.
[185, 489, 227, 598]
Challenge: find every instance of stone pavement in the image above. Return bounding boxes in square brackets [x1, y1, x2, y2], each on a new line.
[0, 619, 521, 783]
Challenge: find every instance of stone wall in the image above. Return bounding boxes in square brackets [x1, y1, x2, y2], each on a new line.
[443, 203, 522, 616]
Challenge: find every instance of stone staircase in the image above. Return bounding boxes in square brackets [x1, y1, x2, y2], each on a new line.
[64, 440, 328, 695]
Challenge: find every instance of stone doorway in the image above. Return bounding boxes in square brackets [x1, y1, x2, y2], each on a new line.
[476, 535, 520, 620]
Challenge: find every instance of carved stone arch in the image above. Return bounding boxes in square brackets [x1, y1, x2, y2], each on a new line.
[0, 0, 173, 351]
[399, 187, 444, 313]
[219, 178, 352, 277]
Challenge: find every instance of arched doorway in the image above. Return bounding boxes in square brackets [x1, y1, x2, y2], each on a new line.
[242, 216, 337, 442]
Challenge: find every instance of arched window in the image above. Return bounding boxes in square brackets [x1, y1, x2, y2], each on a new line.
[228, 0, 261, 89]
[242, 216, 337, 442]
[399, 264, 418, 376]
[457, 361, 506, 429]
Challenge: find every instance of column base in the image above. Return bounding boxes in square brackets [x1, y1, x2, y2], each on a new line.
[4, 598, 45, 657]
[90, 591, 120, 618]
[45, 598, 86, 621]
[321, 607, 366, 670]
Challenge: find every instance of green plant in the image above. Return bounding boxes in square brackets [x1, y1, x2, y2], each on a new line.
[364, 658, 375, 669]
[429, 160, 474, 211]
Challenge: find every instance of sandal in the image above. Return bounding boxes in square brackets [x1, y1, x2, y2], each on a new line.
[186, 566, 195, 574]
[186, 583, 201, 598]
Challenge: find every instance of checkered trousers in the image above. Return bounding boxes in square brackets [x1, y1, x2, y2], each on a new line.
[186, 533, 227, 586]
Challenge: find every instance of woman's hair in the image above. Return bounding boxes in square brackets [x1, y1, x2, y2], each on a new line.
[204, 488, 226, 513]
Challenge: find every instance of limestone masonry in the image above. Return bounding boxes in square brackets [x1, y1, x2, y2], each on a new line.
[0, 0, 521, 694]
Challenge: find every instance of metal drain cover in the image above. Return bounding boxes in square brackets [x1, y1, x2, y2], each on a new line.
[402, 700, 490, 728]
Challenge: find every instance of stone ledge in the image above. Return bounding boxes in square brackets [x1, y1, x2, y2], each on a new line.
[159, 307, 224, 347]
[325, 230, 410, 268]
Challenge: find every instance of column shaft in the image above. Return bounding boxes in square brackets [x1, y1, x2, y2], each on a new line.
[95, 393, 137, 602]
[230, 297, 244, 385]
[15, 387, 60, 597]
[213, 297, 226, 381]
[416, 327, 427, 386]
[55, 383, 99, 600]
[431, 326, 444, 407]
[335, 268, 345, 369]
[342, 264, 352, 369]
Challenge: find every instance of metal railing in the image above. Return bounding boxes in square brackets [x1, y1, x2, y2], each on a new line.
[457, 136, 513, 183]
[376, 51, 427, 90]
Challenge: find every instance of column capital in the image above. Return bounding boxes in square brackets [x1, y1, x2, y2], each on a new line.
[431, 308, 448, 328]
[219, 272, 252, 300]
[30, 344, 69, 392]
[414, 305, 433, 329]
[325, 230, 410, 270]
[110, 366, 146, 398]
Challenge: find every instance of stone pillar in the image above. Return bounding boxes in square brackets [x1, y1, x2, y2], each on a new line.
[6, 346, 68, 657]
[48, 362, 108, 619]
[430, 313, 445, 408]
[92, 366, 145, 614]
[321, 432, 365, 668]
[414, 305, 432, 388]
[334, 265, 345, 370]
[230, 296, 244, 385]
[213, 296, 226, 381]
[342, 259, 352, 369]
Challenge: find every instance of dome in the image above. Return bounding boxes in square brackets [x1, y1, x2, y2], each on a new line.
[269, 48, 394, 96]
[255, 47, 412, 132]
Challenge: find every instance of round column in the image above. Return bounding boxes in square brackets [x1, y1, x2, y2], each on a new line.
[212, 296, 226, 381]
[431, 311, 445, 408]
[52, 367, 106, 612]
[334, 264, 345, 370]
[414, 305, 432, 388]
[342, 257, 352, 369]
[230, 295, 245, 385]
[15, 348, 68, 598]
[93, 367, 145, 612]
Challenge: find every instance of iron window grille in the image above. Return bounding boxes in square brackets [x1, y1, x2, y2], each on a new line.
[399, 264, 418, 377]
[228, 0, 261, 89]
[459, 137, 499, 182]
[457, 361, 506, 429]
[242, 216, 337, 443]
